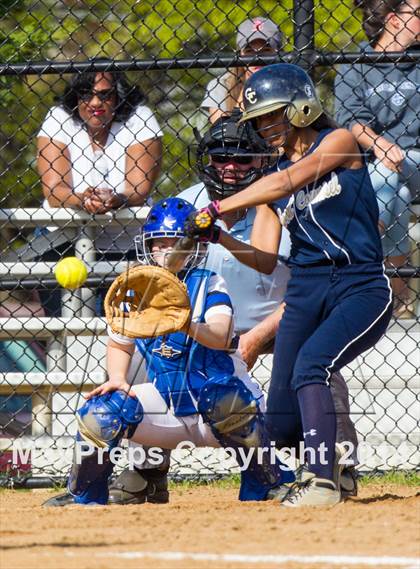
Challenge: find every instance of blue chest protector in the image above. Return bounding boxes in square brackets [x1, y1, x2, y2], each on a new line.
[135, 268, 235, 416]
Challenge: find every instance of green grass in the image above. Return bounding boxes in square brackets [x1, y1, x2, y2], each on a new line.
[169, 470, 420, 490]
[0, 471, 418, 492]
[168, 474, 241, 490]
[359, 471, 420, 487]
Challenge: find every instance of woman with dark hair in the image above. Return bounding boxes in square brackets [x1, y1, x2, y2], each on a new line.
[37, 67, 162, 251]
[335, 0, 420, 315]
[60, 69, 147, 125]
[36, 66, 162, 316]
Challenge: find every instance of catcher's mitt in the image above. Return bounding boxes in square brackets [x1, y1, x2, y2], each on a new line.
[104, 265, 191, 339]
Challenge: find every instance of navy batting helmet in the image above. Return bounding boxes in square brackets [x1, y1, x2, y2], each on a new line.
[240, 63, 323, 128]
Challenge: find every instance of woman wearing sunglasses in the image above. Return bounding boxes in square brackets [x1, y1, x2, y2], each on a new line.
[37, 64, 162, 219]
[335, 0, 420, 316]
[36, 63, 163, 316]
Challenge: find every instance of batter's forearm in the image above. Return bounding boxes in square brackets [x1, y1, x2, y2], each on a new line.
[218, 171, 292, 214]
[218, 231, 278, 274]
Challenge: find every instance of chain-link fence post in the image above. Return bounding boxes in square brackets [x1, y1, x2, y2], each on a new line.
[293, 0, 315, 71]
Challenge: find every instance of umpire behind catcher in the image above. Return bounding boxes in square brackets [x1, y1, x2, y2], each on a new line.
[108, 111, 359, 505]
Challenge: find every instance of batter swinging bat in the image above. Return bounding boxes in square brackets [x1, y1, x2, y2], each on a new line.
[165, 236, 196, 273]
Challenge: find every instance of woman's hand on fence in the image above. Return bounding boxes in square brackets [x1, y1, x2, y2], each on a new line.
[82, 188, 128, 213]
[85, 378, 137, 399]
[101, 191, 129, 210]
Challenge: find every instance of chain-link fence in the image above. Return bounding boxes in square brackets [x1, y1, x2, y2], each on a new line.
[0, 0, 419, 486]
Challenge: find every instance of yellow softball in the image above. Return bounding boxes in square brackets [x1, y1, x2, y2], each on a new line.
[54, 257, 88, 289]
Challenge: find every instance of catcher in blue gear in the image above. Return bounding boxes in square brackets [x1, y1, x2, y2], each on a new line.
[43, 197, 293, 507]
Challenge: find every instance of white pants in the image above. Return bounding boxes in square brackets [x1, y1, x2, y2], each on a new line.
[130, 382, 220, 449]
[126, 350, 263, 468]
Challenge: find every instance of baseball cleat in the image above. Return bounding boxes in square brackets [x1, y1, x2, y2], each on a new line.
[280, 473, 341, 507]
[266, 483, 293, 502]
[266, 463, 313, 502]
[42, 492, 76, 507]
[108, 466, 169, 505]
[340, 466, 358, 498]
[334, 443, 358, 498]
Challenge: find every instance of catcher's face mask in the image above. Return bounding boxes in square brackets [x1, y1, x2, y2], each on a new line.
[194, 109, 273, 202]
[136, 234, 208, 272]
[135, 198, 209, 272]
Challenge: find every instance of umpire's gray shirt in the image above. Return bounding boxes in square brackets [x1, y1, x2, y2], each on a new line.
[178, 182, 291, 335]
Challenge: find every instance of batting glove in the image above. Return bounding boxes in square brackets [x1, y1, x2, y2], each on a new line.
[184, 201, 221, 240]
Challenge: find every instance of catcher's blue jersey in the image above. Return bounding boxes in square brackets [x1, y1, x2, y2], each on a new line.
[270, 128, 383, 268]
[134, 268, 252, 416]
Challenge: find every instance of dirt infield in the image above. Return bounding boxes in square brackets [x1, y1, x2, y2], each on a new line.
[1, 484, 419, 569]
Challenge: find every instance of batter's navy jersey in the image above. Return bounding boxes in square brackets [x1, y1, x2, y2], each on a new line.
[270, 128, 384, 267]
[264, 128, 393, 448]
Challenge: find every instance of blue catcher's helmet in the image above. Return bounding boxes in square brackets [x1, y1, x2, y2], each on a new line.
[135, 198, 208, 270]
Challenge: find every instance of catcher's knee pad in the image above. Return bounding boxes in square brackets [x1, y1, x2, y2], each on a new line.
[197, 375, 261, 449]
[198, 376, 292, 501]
[76, 390, 143, 449]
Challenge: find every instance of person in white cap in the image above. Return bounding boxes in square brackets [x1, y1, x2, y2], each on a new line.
[201, 17, 283, 123]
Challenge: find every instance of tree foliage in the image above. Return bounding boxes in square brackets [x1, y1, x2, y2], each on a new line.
[0, 0, 365, 207]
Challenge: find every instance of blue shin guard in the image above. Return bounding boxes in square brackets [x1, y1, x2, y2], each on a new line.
[197, 376, 294, 501]
[68, 390, 143, 505]
[69, 434, 113, 505]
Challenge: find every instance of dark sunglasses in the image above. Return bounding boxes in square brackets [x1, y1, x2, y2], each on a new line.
[78, 88, 115, 102]
[211, 154, 254, 165]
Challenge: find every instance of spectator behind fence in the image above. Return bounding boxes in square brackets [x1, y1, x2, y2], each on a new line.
[37, 66, 163, 257]
[334, 0, 420, 314]
[201, 17, 283, 123]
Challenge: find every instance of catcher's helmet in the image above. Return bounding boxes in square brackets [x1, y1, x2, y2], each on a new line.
[135, 198, 207, 270]
[195, 109, 273, 200]
[239, 63, 323, 128]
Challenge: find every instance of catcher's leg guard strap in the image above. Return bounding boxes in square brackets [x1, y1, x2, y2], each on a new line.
[68, 391, 143, 504]
[197, 376, 294, 501]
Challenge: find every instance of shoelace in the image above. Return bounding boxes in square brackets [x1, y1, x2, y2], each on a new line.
[282, 475, 314, 504]
[294, 463, 309, 482]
